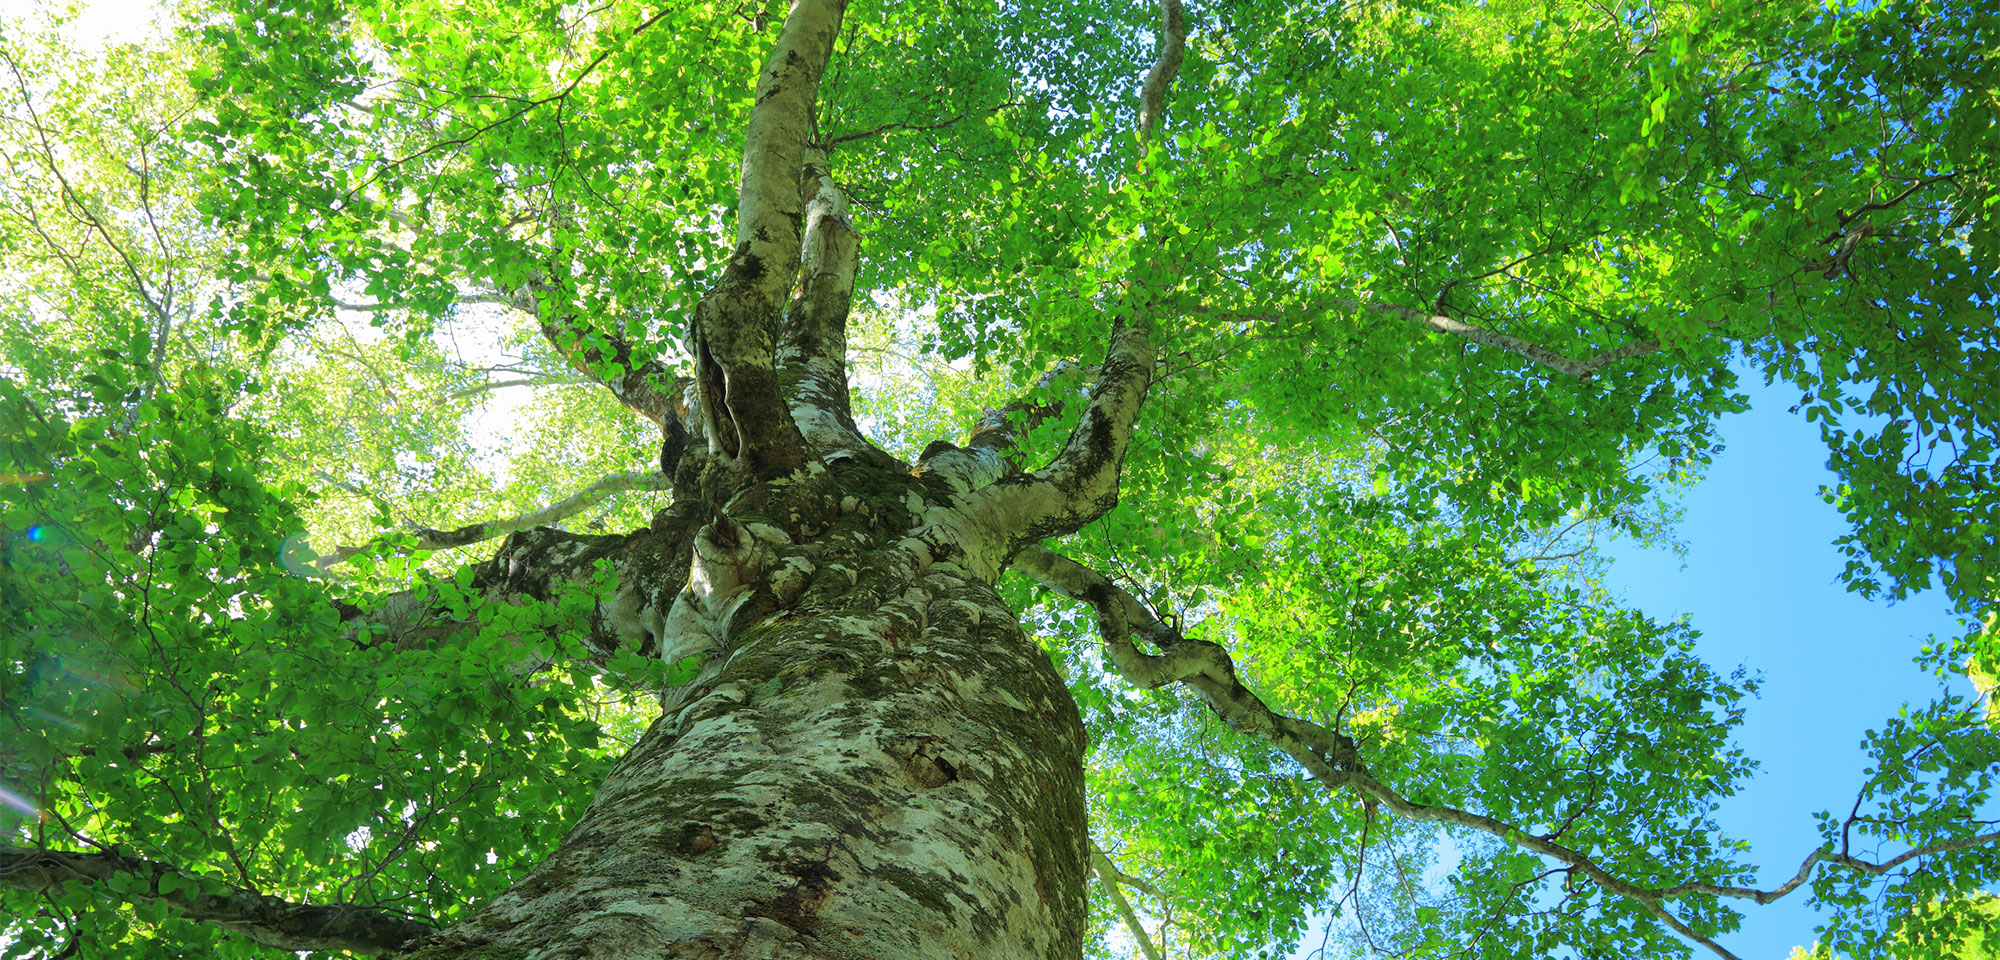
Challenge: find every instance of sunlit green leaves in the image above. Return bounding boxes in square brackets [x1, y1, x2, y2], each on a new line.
[7, 0, 1999, 956]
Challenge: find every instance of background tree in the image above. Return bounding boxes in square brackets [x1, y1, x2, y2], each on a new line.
[2, 0, 1997, 958]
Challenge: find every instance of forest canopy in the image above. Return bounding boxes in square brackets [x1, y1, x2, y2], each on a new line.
[1, 0, 1997, 958]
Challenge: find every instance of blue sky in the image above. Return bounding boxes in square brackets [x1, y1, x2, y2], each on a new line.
[1279, 369, 1975, 960]
[1599, 369, 1968, 958]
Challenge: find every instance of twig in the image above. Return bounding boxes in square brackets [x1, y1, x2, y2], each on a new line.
[827, 100, 1022, 146]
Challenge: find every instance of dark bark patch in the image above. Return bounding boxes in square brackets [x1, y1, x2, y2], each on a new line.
[889, 735, 961, 789]
[877, 864, 962, 919]
[749, 853, 841, 934]
[679, 822, 718, 855]
[730, 242, 763, 283]
[918, 439, 959, 461]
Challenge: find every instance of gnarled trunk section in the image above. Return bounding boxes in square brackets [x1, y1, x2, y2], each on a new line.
[398, 469, 1089, 960]
[382, 0, 1170, 953]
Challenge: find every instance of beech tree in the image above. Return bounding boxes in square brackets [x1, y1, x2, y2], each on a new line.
[2, 0, 1997, 957]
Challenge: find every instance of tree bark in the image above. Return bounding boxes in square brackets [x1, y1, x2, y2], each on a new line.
[396, 468, 1089, 960]
[371, 0, 1167, 954]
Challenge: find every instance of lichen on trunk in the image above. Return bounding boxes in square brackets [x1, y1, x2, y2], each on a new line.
[399, 468, 1089, 960]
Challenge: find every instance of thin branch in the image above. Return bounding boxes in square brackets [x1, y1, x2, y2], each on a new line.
[349, 7, 674, 196]
[1634, 898, 1744, 960]
[314, 470, 670, 568]
[447, 374, 589, 399]
[0, 846, 436, 955]
[1092, 847, 1165, 960]
[1091, 844, 1168, 902]
[2, 48, 177, 433]
[827, 100, 1022, 146]
[1331, 296, 1681, 379]
[1825, 172, 1957, 240]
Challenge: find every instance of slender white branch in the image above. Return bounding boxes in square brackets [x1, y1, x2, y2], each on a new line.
[1330, 296, 1668, 378]
[1092, 847, 1165, 960]
[1091, 844, 1168, 902]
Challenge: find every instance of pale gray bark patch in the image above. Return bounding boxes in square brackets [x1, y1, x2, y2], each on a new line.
[401, 480, 1089, 960]
[690, 0, 851, 479]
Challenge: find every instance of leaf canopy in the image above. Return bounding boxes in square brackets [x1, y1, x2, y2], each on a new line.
[2, 0, 1997, 957]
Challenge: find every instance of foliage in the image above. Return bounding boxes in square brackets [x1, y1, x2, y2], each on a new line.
[3, 0, 1997, 957]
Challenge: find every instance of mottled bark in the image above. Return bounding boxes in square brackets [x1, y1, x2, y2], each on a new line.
[776, 147, 893, 470]
[959, 319, 1154, 551]
[398, 467, 1089, 960]
[689, 0, 848, 478]
[357, 3, 1164, 957]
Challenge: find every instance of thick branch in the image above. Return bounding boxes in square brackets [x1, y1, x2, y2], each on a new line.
[689, 0, 848, 478]
[775, 146, 883, 464]
[336, 521, 694, 673]
[1014, 546, 1360, 772]
[313, 470, 671, 569]
[517, 272, 686, 427]
[915, 360, 1086, 494]
[958, 0, 1183, 543]
[0, 846, 436, 955]
[1136, 0, 1186, 137]
[1017, 546, 2000, 960]
[962, 319, 1154, 544]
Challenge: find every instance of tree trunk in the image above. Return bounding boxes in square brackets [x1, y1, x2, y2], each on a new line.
[378, 0, 1156, 950]
[397, 467, 1090, 960]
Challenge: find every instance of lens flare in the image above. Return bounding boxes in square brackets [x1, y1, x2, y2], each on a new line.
[0, 785, 42, 819]
[27, 707, 84, 731]
[280, 532, 327, 578]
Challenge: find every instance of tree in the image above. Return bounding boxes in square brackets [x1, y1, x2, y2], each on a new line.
[2, 0, 1997, 957]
